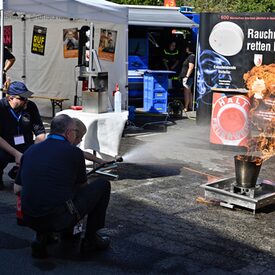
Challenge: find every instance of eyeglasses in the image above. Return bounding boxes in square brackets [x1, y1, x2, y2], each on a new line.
[15, 96, 28, 101]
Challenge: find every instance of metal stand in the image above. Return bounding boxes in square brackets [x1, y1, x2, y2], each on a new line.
[201, 177, 275, 214]
[95, 163, 118, 179]
[86, 161, 119, 179]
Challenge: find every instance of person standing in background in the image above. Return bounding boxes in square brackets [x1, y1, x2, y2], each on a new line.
[162, 41, 180, 90]
[3, 47, 16, 93]
[162, 41, 179, 72]
[179, 45, 196, 112]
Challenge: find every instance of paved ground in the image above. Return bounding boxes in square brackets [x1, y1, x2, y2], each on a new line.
[0, 115, 274, 274]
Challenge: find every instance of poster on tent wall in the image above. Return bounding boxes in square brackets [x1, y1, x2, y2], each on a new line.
[98, 29, 117, 62]
[4, 25, 12, 51]
[196, 12, 275, 125]
[31, 26, 47, 56]
[63, 28, 79, 58]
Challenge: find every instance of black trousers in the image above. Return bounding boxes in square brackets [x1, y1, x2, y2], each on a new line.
[23, 179, 111, 241]
[0, 145, 30, 182]
[0, 149, 15, 183]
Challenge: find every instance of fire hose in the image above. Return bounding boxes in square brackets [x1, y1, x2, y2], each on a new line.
[86, 156, 123, 177]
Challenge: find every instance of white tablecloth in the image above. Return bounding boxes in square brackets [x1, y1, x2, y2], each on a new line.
[56, 110, 128, 157]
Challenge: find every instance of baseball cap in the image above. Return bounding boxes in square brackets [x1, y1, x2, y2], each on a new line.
[7, 81, 33, 98]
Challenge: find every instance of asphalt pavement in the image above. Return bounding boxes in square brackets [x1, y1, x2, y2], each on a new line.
[0, 115, 274, 274]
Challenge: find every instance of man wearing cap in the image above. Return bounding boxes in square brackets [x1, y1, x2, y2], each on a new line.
[0, 81, 46, 190]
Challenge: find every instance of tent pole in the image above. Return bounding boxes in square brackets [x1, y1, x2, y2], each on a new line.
[192, 26, 199, 112]
[22, 15, 26, 82]
[88, 22, 94, 90]
[0, 0, 4, 96]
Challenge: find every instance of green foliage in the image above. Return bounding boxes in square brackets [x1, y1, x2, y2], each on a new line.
[236, 0, 275, 12]
[110, 0, 275, 12]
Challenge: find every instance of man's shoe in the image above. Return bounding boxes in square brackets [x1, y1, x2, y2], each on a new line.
[80, 234, 110, 255]
[94, 234, 110, 250]
[31, 233, 48, 259]
[46, 233, 60, 245]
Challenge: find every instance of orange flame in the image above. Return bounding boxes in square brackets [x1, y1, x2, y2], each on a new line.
[243, 64, 275, 163]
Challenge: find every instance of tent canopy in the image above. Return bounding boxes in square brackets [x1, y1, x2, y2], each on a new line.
[3, 0, 128, 24]
[127, 5, 198, 28]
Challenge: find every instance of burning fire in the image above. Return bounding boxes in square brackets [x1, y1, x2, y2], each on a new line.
[235, 154, 263, 166]
[243, 64, 275, 163]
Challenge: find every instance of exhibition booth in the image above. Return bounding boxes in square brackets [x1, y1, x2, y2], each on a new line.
[1, 0, 129, 157]
[1, 0, 128, 117]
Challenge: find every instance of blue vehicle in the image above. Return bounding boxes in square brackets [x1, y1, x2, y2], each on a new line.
[127, 6, 199, 111]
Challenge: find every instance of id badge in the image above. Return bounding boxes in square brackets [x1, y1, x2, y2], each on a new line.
[14, 135, 25, 145]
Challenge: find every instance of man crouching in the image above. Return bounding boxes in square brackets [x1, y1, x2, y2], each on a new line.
[14, 114, 111, 258]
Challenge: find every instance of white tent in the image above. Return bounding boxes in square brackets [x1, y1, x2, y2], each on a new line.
[1, 0, 128, 117]
[127, 5, 198, 28]
[3, 0, 128, 24]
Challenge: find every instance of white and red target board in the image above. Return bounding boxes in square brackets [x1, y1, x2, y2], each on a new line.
[210, 91, 251, 146]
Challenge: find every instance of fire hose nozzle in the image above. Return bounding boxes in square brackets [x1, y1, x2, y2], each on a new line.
[87, 156, 123, 177]
[115, 156, 123, 163]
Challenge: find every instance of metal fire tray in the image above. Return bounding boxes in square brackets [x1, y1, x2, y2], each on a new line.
[201, 177, 275, 214]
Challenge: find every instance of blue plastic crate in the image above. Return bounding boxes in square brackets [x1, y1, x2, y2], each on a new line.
[144, 73, 168, 92]
[143, 99, 167, 113]
[144, 88, 167, 101]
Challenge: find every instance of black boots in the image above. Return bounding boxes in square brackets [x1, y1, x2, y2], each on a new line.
[31, 232, 48, 259]
[80, 233, 110, 255]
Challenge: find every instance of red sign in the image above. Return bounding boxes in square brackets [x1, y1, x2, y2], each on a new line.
[164, 0, 176, 7]
[210, 92, 251, 146]
[4, 25, 12, 51]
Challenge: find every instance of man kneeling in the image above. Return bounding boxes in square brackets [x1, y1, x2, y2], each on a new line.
[14, 114, 111, 258]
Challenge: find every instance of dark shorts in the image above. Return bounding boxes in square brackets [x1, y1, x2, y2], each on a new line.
[179, 77, 194, 89]
[186, 77, 194, 88]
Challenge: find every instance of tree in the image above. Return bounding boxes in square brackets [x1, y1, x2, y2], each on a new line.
[110, 0, 275, 12]
[235, 0, 275, 12]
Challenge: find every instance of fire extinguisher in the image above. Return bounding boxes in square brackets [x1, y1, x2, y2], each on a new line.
[16, 192, 25, 226]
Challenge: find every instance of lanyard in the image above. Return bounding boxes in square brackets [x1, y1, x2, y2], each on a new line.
[47, 134, 66, 141]
[9, 108, 22, 135]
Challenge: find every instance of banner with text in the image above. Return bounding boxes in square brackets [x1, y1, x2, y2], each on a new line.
[196, 13, 275, 124]
[31, 25, 47, 56]
[4, 25, 12, 51]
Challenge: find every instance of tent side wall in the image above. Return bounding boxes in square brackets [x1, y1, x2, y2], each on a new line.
[5, 16, 128, 117]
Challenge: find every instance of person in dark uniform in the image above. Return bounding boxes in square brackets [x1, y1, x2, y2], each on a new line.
[179, 45, 196, 112]
[162, 41, 180, 71]
[0, 81, 45, 190]
[162, 41, 180, 89]
[3, 47, 16, 90]
[14, 114, 111, 258]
